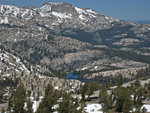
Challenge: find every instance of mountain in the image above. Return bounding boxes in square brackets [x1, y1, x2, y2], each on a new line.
[0, 2, 150, 72]
[128, 20, 150, 24]
[136, 20, 150, 24]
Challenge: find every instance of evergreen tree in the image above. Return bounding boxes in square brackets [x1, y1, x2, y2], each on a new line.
[134, 79, 140, 88]
[26, 99, 33, 113]
[80, 99, 86, 111]
[114, 87, 125, 112]
[122, 96, 133, 113]
[13, 84, 26, 113]
[8, 95, 13, 111]
[117, 75, 123, 87]
[0, 86, 5, 103]
[58, 92, 81, 113]
[114, 87, 132, 112]
[81, 84, 86, 101]
[44, 83, 54, 97]
[99, 83, 113, 112]
[131, 80, 145, 110]
[58, 92, 72, 113]
[80, 81, 99, 100]
[36, 84, 60, 113]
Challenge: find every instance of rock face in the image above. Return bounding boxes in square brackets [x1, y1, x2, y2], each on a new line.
[0, 2, 150, 71]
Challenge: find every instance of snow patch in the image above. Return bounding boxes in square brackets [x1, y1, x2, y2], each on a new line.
[39, 12, 51, 17]
[9, 53, 30, 73]
[52, 104, 59, 110]
[2, 74, 11, 77]
[86, 9, 97, 18]
[79, 14, 86, 20]
[9, 62, 16, 66]
[94, 66, 98, 69]
[52, 11, 72, 20]
[142, 104, 150, 112]
[39, 75, 45, 79]
[14, 39, 17, 42]
[75, 7, 86, 14]
[86, 9, 97, 15]
[0, 5, 36, 20]
[32, 96, 43, 112]
[81, 67, 88, 70]
[105, 16, 109, 20]
[84, 104, 103, 113]
[52, 23, 59, 26]
[54, 86, 59, 90]
[0, 17, 9, 24]
[40, 5, 52, 13]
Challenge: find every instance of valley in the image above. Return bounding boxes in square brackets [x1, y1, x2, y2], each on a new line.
[0, 1, 150, 113]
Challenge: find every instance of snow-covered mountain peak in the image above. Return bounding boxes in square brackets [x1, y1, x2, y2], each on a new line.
[0, 1, 121, 30]
[0, 5, 36, 20]
[0, 2, 117, 24]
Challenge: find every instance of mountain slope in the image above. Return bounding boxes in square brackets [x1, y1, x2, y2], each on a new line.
[0, 2, 150, 71]
[0, 46, 82, 98]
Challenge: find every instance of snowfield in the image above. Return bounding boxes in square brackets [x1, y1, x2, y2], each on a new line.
[84, 104, 103, 113]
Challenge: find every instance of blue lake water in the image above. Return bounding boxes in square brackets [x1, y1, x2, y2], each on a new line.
[67, 73, 86, 82]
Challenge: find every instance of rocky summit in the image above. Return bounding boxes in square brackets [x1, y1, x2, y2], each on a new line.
[0, 2, 150, 72]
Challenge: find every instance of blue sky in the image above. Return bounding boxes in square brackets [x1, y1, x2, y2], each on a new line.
[0, 0, 150, 21]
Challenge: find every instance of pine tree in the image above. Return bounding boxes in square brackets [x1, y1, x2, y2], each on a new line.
[80, 99, 86, 111]
[36, 84, 60, 113]
[115, 87, 125, 112]
[44, 83, 54, 97]
[117, 75, 123, 87]
[114, 87, 132, 113]
[99, 83, 113, 112]
[122, 97, 133, 113]
[26, 99, 33, 113]
[57, 93, 81, 113]
[13, 84, 26, 113]
[80, 80, 97, 101]
[81, 85, 86, 101]
[8, 95, 13, 111]
[58, 92, 73, 113]
[131, 81, 145, 109]
[74, 98, 79, 109]
[0, 86, 5, 103]
[134, 79, 140, 88]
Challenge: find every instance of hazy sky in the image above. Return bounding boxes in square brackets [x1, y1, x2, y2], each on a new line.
[0, 0, 150, 21]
